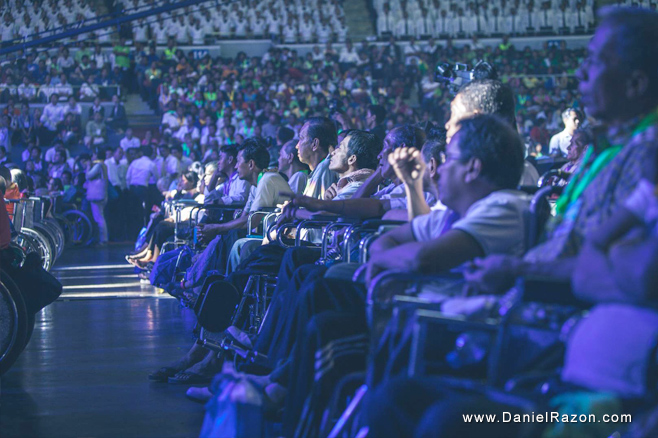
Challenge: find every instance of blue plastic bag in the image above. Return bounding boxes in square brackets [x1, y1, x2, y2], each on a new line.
[134, 227, 148, 251]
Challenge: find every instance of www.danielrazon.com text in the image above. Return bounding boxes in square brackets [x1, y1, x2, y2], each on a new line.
[463, 412, 632, 424]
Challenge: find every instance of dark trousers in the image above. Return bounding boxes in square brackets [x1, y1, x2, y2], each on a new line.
[128, 185, 148, 240]
[251, 246, 322, 366]
[106, 186, 127, 241]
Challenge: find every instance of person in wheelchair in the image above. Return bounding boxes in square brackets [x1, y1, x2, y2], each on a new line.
[555, 127, 592, 185]
[202, 145, 252, 207]
[462, 6, 658, 301]
[148, 139, 298, 384]
[148, 132, 382, 383]
[363, 146, 658, 438]
[198, 117, 339, 243]
[225, 129, 382, 272]
[194, 115, 530, 435]
[127, 170, 201, 268]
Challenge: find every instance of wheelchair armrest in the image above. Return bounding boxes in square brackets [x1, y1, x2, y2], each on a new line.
[321, 220, 360, 261]
[247, 208, 278, 236]
[191, 204, 246, 225]
[295, 219, 336, 246]
[361, 219, 407, 228]
[367, 270, 465, 307]
[413, 308, 500, 331]
[308, 213, 342, 222]
[518, 276, 590, 309]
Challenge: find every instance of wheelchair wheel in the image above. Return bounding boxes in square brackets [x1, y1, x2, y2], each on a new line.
[20, 228, 53, 271]
[0, 271, 29, 376]
[62, 210, 93, 246]
[33, 224, 58, 265]
[12, 231, 40, 256]
[42, 218, 66, 258]
[54, 214, 75, 247]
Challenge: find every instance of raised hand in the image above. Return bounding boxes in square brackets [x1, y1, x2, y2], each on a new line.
[388, 147, 426, 185]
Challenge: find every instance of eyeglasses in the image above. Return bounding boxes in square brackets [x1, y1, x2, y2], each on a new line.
[439, 151, 462, 165]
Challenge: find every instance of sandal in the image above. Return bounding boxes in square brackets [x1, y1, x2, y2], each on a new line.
[148, 367, 181, 382]
[168, 371, 212, 385]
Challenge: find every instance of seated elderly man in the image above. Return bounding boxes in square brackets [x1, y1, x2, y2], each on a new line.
[463, 6, 658, 298]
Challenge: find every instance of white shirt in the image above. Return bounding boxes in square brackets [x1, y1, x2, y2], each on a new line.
[411, 189, 531, 257]
[126, 156, 159, 187]
[17, 83, 37, 100]
[40, 103, 64, 131]
[404, 44, 422, 66]
[133, 25, 148, 42]
[207, 171, 251, 205]
[288, 170, 309, 196]
[549, 131, 572, 157]
[244, 171, 293, 213]
[105, 157, 127, 189]
[164, 154, 181, 176]
[190, 26, 205, 44]
[120, 136, 141, 151]
[339, 48, 360, 64]
[174, 125, 200, 141]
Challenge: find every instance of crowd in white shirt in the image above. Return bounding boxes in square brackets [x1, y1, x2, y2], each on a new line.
[375, 0, 601, 38]
[123, 0, 349, 45]
[0, 0, 100, 44]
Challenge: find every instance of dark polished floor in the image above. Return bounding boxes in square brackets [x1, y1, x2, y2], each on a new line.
[0, 245, 206, 438]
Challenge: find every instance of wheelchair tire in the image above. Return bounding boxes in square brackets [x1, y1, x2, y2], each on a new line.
[20, 228, 53, 271]
[62, 210, 93, 246]
[12, 231, 40, 256]
[42, 218, 66, 258]
[0, 270, 29, 376]
[54, 214, 75, 247]
[33, 224, 58, 265]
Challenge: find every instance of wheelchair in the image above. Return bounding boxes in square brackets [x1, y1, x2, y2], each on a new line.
[0, 267, 29, 376]
[8, 196, 70, 271]
[177, 207, 300, 369]
[0, 197, 70, 376]
[314, 187, 560, 437]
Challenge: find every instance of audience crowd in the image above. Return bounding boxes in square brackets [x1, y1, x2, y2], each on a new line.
[119, 0, 349, 44]
[5, 3, 658, 438]
[374, 0, 598, 38]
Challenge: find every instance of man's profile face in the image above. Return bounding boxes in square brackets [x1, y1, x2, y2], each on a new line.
[445, 94, 471, 144]
[295, 123, 314, 165]
[577, 24, 628, 122]
[329, 135, 351, 173]
[236, 151, 251, 180]
[217, 151, 234, 174]
[378, 132, 396, 168]
[437, 131, 467, 208]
